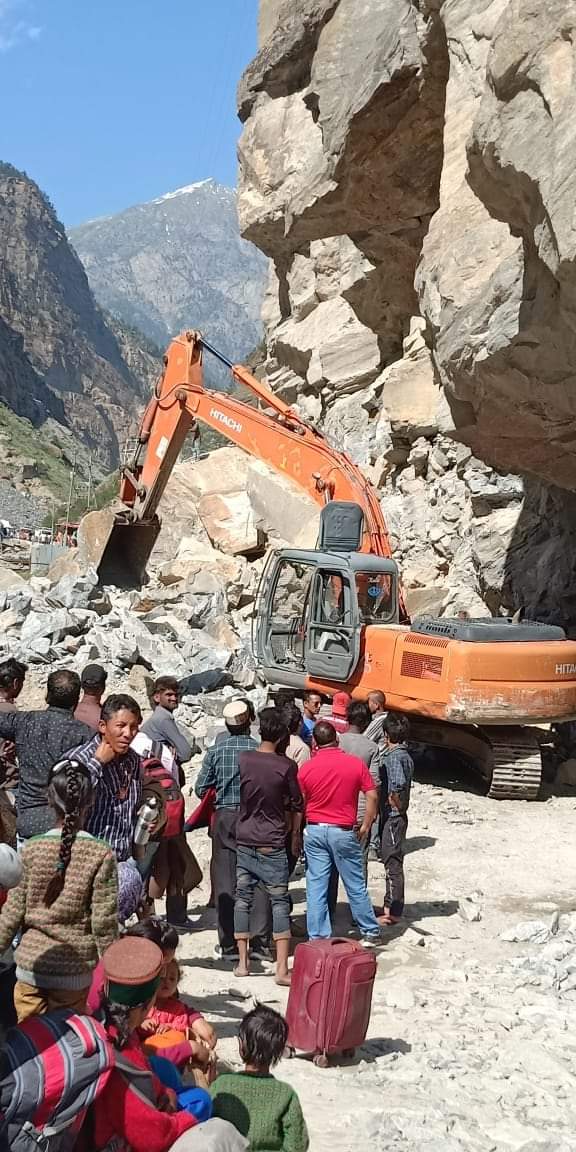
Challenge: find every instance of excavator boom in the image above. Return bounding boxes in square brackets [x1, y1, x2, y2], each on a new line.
[92, 331, 400, 592]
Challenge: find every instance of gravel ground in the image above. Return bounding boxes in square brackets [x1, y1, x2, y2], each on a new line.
[176, 766, 576, 1152]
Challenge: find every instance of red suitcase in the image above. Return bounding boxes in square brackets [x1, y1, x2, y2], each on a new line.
[286, 939, 377, 1066]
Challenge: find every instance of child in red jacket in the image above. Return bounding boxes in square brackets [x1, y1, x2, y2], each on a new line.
[141, 959, 217, 1082]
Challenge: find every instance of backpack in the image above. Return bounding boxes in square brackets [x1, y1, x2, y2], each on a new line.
[143, 755, 185, 839]
[0, 1013, 114, 1152]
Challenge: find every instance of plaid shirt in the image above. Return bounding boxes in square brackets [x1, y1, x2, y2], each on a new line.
[378, 743, 414, 821]
[70, 735, 143, 861]
[195, 734, 257, 810]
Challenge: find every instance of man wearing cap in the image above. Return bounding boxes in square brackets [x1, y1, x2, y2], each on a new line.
[196, 701, 271, 962]
[74, 664, 107, 732]
[325, 691, 351, 736]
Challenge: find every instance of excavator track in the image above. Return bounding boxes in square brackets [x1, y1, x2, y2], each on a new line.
[488, 728, 542, 800]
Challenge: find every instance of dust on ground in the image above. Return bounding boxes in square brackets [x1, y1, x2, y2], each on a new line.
[178, 765, 576, 1152]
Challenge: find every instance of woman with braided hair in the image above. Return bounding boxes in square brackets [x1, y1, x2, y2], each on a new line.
[0, 758, 118, 1022]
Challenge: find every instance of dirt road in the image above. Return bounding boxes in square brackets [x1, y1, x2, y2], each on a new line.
[178, 770, 576, 1151]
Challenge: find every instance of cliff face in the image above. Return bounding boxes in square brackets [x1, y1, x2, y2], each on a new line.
[238, 0, 576, 625]
[0, 164, 153, 472]
[420, 0, 576, 491]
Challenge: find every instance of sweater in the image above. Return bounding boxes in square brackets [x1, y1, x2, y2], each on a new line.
[0, 829, 118, 989]
[93, 1033, 195, 1152]
[210, 1072, 309, 1152]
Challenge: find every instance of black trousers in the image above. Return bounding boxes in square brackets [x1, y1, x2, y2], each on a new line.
[211, 809, 272, 951]
[381, 815, 408, 918]
[0, 964, 16, 1035]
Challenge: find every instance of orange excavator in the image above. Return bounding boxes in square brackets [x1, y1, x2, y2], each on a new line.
[86, 331, 576, 799]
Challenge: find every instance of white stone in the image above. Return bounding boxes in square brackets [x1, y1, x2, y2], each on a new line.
[197, 491, 259, 557]
[273, 296, 381, 396]
[501, 921, 553, 946]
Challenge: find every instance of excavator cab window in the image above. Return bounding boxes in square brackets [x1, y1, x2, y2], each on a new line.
[306, 567, 360, 683]
[355, 572, 396, 624]
[253, 550, 362, 687]
[316, 572, 349, 626]
[257, 556, 315, 670]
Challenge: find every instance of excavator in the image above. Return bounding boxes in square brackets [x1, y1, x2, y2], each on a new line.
[84, 330, 576, 800]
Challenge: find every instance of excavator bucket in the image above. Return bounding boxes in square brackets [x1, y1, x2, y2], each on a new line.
[77, 508, 161, 588]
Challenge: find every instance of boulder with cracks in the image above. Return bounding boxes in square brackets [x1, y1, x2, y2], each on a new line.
[238, 0, 576, 628]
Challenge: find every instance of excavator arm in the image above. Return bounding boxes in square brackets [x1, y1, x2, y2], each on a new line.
[91, 330, 403, 602]
[119, 331, 391, 555]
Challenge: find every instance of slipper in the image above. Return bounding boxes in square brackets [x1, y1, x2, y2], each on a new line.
[377, 913, 401, 926]
[233, 966, 251, 979]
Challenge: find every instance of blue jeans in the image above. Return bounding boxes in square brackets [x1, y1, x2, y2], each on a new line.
[234, 846, 290, 939]
[304, 823, 380, 939]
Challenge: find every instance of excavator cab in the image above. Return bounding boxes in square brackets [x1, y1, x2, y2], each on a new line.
[253, 501, 399, 689]
[253, 548, 400, 690]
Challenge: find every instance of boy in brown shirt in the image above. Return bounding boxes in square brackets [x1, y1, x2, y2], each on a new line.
[234, 708, 302, 986]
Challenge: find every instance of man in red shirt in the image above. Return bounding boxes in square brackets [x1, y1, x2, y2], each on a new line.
[298, 720, 381, 946]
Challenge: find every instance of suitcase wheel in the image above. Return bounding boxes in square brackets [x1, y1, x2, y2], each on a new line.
[285, 1046, 296, 1059]
[313, 1052, 329, 1068]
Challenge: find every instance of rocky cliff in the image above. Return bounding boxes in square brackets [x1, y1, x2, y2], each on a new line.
[237, 0, 576, 627]
[0, 163, 156, 475]
[69, 180, 267, 368]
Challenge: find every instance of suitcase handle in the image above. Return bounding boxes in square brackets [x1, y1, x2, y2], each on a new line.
[314, 938, 359, 975]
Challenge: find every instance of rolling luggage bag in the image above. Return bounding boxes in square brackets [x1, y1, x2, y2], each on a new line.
[286, 938, 376, 1066]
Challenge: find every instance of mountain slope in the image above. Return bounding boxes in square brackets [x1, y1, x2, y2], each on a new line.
[69, 180, 267, 364]
[0, 162, 156, 472]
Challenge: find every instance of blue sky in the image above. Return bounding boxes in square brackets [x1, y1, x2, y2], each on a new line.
[0, 0, 258, 225]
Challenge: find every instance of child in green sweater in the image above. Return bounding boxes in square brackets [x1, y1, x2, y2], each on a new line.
[210, 1004, 309, 1152]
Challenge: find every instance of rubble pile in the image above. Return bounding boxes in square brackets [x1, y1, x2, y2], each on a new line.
[0, 551, 269, 748]
[0, 449, 322, 744]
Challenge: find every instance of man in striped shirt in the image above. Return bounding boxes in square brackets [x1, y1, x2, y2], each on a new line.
[70, 694, 143, 920]
[365, 690, 388, 745]
[365, 691, 388, 861]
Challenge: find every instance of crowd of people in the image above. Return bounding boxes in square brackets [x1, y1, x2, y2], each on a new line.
[0, 655, 415, 1152]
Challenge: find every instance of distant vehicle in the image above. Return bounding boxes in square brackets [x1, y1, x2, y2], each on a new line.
[34, 529, 52, 544]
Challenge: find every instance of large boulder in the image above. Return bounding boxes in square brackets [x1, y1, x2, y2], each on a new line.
[417, 0, 576, 492]
[237, 0, 576, 626]
[374, 320, 440, 444]
[0, 566, 25, 591]
[158, 540, 252, 610]
[170, 448, 250, 502]
[272, 296, 381, 396]
[246, 460, 319, 548]
[197, 491, 260, 556]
